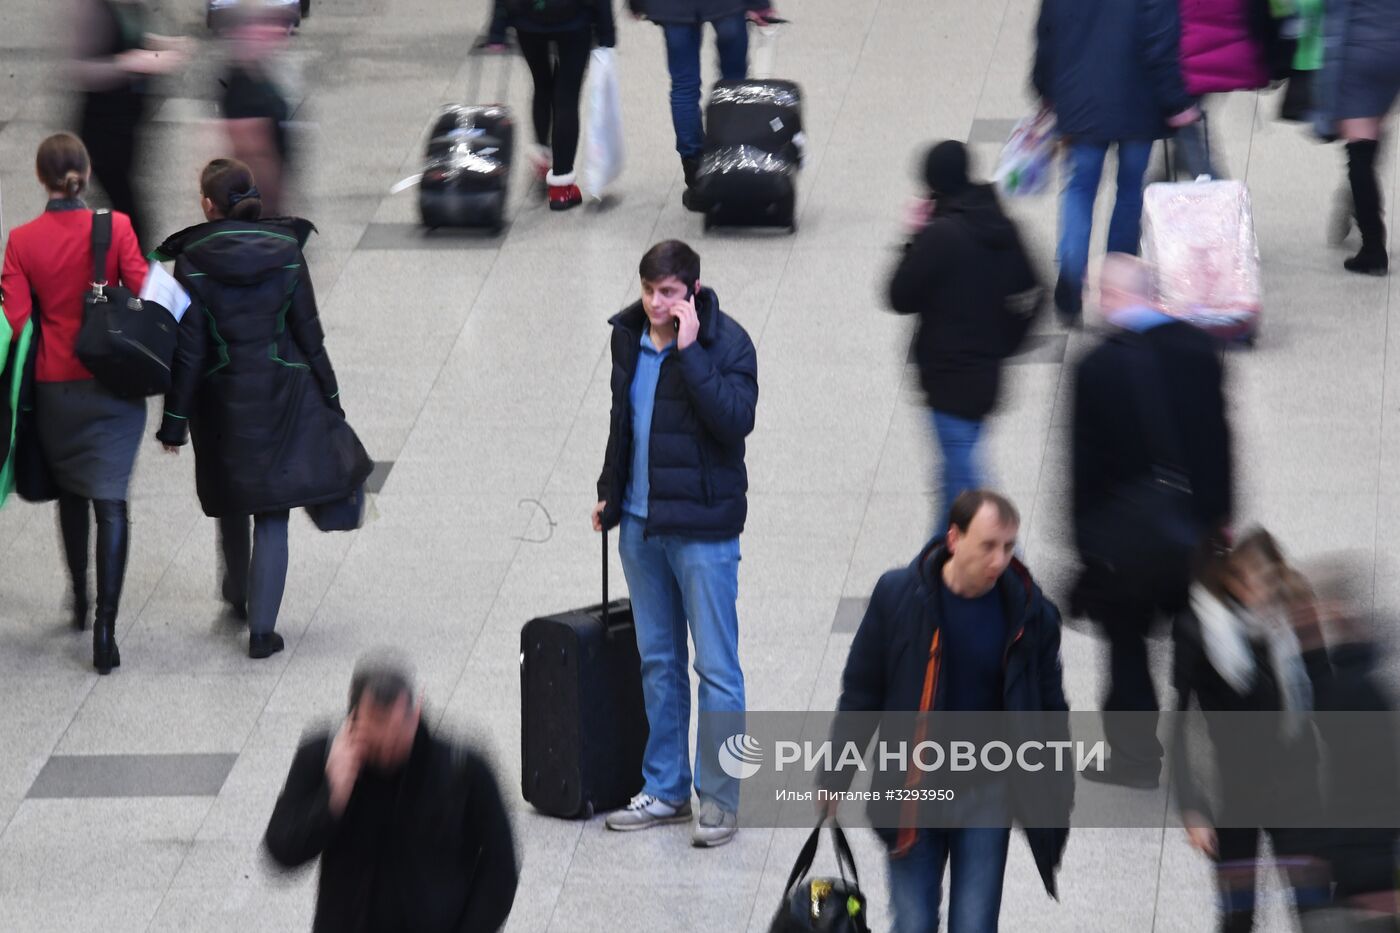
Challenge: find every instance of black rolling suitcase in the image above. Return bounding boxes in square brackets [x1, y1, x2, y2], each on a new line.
[695, 22, 804, 233]
[520, 530, 648, 819]
[419, 50, 515, 233]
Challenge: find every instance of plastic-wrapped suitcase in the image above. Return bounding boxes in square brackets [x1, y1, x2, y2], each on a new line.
[520, 531, 648, 819]
[694, 23, 803, 233]
[419, 104, 514, 233]
[419, 51, 515, 233]
[1141, 177, 1261, 344]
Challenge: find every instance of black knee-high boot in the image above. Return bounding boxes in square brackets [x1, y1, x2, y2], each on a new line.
[92, 499, 129, 674]
[58, 494, 90, 631]
[1345, 139, 1389, 275]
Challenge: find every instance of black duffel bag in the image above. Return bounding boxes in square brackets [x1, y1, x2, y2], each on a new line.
[1075, 334, 1206, 606]
[769, 821, 871, 933]
[75, 210, 177, 398]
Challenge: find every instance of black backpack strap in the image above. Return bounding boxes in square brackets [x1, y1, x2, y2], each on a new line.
[90, 209, 113, 288]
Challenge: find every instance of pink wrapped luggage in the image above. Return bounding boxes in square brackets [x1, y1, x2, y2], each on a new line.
[1141, 179, 1261, 343]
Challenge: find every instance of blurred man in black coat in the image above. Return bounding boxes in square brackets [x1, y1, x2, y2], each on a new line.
[265, 656, 518, 933]
[1071, 254, 1233, 789]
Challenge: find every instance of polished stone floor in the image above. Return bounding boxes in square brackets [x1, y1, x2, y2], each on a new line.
[1, 0, 1397, 930]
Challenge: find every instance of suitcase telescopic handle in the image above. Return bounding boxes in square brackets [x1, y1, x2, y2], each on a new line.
[601, 527, 611, 627]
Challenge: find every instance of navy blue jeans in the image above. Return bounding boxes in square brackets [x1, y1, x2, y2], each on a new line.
[662, 14, 749, 159]
[618, 514, 746, 812]
[888, 826, 1012, 933]
[1057, 139, 1154, 298]
[930, 410, 984, 537]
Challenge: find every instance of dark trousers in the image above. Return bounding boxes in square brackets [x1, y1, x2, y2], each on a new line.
[80, 92, 149, 249]
[1083, 571, 1164, 777]
[218, 511, 290, 635]
[517, 28, 592, 176]
[1216, 826, 1332, 933]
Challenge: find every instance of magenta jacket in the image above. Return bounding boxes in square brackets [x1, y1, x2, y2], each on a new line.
[1179, 0, 1270, 95]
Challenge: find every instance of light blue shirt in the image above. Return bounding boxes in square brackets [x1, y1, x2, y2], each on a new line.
[623, 329, 673, 520]
[1114, 305, 1174, 333]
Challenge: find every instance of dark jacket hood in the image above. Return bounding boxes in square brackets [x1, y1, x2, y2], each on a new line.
[151, 217, 316, 286]
[609, 286, 723, 344]
[933, 184, 1019, 248]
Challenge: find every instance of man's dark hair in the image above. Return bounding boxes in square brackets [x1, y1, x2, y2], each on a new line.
[639, 239, 700, 287]
[948, 489, 1020, 534]
[348, 654, 415, 713]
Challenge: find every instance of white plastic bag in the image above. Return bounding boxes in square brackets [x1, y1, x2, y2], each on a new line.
[581, 48, 624, 198]
[993, 109, 1057, 197]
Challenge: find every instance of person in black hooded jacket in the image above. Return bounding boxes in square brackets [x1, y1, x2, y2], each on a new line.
[888, 141, 1043, 535]
[152, 158, 371, 659]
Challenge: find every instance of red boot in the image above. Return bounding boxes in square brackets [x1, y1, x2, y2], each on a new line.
[547, 172, 582, 212]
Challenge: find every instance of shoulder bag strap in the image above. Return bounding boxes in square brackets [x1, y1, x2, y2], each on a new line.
[782, 822, 824, 895]
[90, 209, 113, 291]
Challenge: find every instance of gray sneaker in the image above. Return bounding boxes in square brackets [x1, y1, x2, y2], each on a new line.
[691, 800, 738, 848]
[605, 793, 692, 832]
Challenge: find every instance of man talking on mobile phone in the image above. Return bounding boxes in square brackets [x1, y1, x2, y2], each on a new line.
[592, 239, 758, 847]
[263, 654, 519, 932]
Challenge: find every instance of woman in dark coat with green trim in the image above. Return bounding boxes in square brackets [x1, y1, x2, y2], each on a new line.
[153, 158, 371, 659]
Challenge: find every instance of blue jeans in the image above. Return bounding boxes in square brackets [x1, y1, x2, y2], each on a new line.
[1057, 140, 1154, 297]
[930, 411, 984, 537]
[618, 514, 745, 812]
[662, 14, 749, 159]
[888, 827, 1012, 933]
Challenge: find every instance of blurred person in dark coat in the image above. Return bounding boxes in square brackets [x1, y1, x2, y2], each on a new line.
[71, 0, 189, 249]
[152, 159, 371, 659]
[265, 656, 519, 933]
[1072, 254, 1233, 789]
[219, 0, 298, 217]
[1032, 0, 1200, 324]
[889, 141, 1043, 535]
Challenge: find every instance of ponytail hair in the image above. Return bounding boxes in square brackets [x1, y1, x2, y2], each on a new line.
[36, 133, 90, 199]
[200, 157, 263, 221]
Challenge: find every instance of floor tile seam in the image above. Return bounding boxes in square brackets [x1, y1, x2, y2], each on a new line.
[433, 280, 638, 717]
[1148, 766, 1179, 931]
[1371, 137, 1399, 611]
[967, 0, 1014, 133]
[783, 0, 890, 227]
[542, 824, 589, 933]
[14, 510, 204, 839]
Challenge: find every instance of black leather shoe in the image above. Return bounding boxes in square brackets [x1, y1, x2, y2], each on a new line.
[1344, 246, 1389, 276]
[1081, 761, 1159, 790]
[1054, 276, 1082, 327]
[249, 632, 285, 659]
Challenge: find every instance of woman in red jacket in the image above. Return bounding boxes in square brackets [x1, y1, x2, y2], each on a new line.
[0, 133, 148, 674]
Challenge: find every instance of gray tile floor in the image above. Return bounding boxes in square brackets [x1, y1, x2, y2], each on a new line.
[1, 0, 1398, 929]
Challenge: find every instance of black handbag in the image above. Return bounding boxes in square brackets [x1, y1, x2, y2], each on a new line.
[306, 484, 367, 532]
[13, 309, 60, 503]
[74, 210, 178, 398]
[769, 822, 871, 933]
[1076, 334, 1206, 604]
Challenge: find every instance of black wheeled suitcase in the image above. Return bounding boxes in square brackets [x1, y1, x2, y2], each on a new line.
[419, 51, 515, 233]
[695, 23, 804, 233]
[520, 530, 649, 819]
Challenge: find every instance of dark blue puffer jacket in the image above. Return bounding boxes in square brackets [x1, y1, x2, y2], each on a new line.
[627, 0, 768, 25]
[1032, 0, 1193, 142]
[597, 288, 757, 539]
